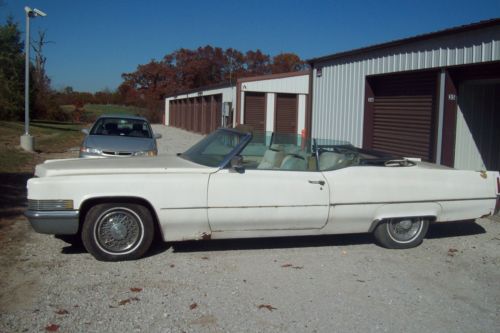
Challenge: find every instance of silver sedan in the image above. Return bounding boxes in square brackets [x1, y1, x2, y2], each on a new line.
[79, 114, 162, 158]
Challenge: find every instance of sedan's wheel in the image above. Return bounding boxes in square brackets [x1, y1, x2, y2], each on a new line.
[373, 217, 430, 249]
[82, 203, 154, 261]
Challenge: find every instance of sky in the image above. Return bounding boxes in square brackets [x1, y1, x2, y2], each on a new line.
[1, 0, 499, 93]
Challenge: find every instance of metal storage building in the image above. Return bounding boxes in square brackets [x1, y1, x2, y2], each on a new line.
[235, 71, 310, 136]
[308, 19, 500, 171]
[164, 83, 236, 134]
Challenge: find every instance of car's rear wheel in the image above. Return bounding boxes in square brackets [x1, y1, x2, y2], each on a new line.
[82, 203, 154, 261]
[373, 217, 430, 249]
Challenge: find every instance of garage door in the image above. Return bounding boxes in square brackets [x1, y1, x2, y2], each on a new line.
[244, 92, 266, 131]
[364, 71, 438, 161]
[214, 94, 222, 132]
[275, 93, 298, 134]
[194, 97, 201, 133]
[455, 81, 500, 171]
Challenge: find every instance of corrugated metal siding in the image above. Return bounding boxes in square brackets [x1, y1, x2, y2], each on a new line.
[454, 81, 500, 171]
[312, 26, 500, 144]
[242, 75, 309, 94]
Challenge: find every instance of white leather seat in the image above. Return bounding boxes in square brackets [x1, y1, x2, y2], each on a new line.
[257, 149, 284, 169]
[280, 155, 307, 171]
[318, 152, 345, 170]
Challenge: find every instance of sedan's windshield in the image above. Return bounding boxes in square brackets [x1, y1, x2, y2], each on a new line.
[90, 117, 152, 138]
[181, 129, 249, 167]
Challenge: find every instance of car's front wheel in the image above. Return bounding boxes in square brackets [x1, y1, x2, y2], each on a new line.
[373, 217, 430, 249]
[82, 203, 154, 261]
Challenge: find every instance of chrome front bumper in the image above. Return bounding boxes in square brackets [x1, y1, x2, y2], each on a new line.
[25, 210, 79, 235]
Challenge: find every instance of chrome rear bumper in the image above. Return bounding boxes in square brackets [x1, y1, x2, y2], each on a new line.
[25, 210, 79, 235]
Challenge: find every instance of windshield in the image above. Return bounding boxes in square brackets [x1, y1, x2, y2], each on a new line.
[181, 129, 250, 167]
[90, 117, 152, 138]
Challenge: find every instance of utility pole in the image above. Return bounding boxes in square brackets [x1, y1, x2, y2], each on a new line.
[20, 6, 47, 152]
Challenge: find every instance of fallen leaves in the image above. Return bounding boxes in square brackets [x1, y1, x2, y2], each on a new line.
[118, 297, 140, 306]
[258, 304, 277, 312]
[281, 263, 303, 269]
[54, 309, 69, 315]
[448, 248, 459, 257]
[201, 256, 209, 260]
[130, 287, 143, 292]
[45, 324, 60, 332]
[189, 302, 198, 310]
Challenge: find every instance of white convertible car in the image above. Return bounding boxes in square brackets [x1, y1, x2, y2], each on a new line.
[25, 128, 499, 261]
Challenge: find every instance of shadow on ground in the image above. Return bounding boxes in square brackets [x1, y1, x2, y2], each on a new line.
[0, 173, 31, 222]
[56, 220, 487, 258]
[426, 220, 485, 238]
[171, 220, 487, 253]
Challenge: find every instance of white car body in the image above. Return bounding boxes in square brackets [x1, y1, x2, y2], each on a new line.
[26, 129, 499, 260]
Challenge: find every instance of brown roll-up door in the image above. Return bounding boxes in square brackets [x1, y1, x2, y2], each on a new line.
[177, 100, 180, 128]
[169, 101, 174, 126]
[182, 100, 188, 130]
[364, 71, 438, 161]
[201, 96, 208, 134]
[187, 99, 193, 131]
[275, 93, 297, 134]
[214, 94, 222, 131]
[174, 101, 179, 127]
[194, 98, 201, 133]
[244, 92, 265, 131]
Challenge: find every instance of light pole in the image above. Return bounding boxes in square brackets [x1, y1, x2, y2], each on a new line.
[20, 6, 47, 152]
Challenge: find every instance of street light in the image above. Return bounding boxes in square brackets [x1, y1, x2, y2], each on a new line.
[20, 6, 47, 152]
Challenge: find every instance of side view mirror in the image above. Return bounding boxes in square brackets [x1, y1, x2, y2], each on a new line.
[81, 128, 89, 135]
[154, 133, 162, 139]
[230, 155, 244, 173]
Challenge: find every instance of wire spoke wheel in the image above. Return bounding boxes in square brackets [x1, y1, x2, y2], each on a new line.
[374, 216, 430, 249]
[386, 217, 424, 243]
[83, 203, 155, 261]
[94, 208, 144, 254]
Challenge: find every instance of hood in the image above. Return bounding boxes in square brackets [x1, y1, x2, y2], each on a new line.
[35, 155, 216, 177]
[84, 135, 155, 152]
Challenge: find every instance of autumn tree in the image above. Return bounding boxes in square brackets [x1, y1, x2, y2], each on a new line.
[118, 46, 305, 121]
[271, 53, 307, 74]
[244, 49, 270, 76]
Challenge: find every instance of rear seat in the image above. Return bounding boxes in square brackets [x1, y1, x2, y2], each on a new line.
[319, 151, 348, 170]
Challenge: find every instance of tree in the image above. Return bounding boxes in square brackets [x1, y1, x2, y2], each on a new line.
[0, 17, 24, 120]
[31, 30, 57, 119]
[271, 53, 307, 74]
[244, 49, 270, 76]
[118, 46, 305, 121]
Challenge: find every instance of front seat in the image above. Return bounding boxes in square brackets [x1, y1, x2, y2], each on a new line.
[257, 148, 284, 169]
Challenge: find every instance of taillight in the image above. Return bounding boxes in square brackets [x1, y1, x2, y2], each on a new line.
[497, 176, 500, 195]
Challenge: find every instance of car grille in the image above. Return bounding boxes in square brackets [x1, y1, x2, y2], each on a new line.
[102, 151, 133, 156]
[28, 199, 74, 211]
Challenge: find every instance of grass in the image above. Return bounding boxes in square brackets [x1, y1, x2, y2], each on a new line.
[0, 121, 84, 173]
[83, 104, 146, 117]
[60, 104, 147, 120]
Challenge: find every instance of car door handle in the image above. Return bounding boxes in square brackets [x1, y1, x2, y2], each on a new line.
[308, 180, 325, 185]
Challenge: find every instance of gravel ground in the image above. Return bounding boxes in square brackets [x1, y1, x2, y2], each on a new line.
[0, 125, 499, 333]
[152, 124, 204, 155]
